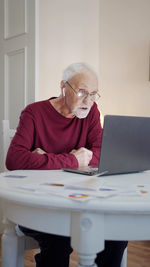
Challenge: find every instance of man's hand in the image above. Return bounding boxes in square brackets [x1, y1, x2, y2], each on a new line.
[32, 148, 46, 155]
[70, 147, 93, 167]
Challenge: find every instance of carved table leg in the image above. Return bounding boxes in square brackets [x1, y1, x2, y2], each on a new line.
[71, 212, 105, 267]
[77, 254, 98, 267]
[2, 221, 19, 267]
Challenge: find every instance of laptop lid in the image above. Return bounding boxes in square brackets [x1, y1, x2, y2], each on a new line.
[63, 115, 150, 176]
[99, 115, 150, 175]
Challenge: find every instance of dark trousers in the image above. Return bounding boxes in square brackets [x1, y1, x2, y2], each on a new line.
[19, 226, 127, 267]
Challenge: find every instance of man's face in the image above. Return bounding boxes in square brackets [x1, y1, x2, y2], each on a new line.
[62, 70, 98, 119]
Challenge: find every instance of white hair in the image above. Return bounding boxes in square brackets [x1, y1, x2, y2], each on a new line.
[62, 62, 98, 81]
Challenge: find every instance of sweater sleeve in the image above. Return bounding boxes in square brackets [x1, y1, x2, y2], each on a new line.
[6, 106, 78, 170]
[86, 104, 103, 166]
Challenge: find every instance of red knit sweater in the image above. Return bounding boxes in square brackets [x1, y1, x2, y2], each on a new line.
[6, 99, 103, 170]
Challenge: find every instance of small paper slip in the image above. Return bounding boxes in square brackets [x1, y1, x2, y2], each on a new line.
[65, 177, 104, 191]
[14, 183, 41, 193]
[89, 190, 118, 198]
[4, 175, 27, 178]
[99, 183, 150, 197]
[49, 190, 94, 202]
[136, 184, 150, 195]
[124, 184, 150, 196]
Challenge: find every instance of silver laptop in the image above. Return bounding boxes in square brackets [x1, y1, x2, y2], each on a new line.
[62, 115, 150, 176]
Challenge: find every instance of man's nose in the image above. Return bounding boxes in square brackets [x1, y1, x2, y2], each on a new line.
[82, 94, 92, 105]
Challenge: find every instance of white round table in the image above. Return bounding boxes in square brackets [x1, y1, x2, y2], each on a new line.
[0, 169, 150, 267]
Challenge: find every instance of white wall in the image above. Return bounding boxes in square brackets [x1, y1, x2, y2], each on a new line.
[99, 0, 150, 117]
[39, 0, 150, 117]
[39, 0, 100, 100]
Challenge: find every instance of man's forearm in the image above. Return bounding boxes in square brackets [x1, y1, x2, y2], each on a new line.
[6, 147, 78, 170]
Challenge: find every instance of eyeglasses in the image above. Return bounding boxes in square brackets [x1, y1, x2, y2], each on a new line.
[65, 81, 100, 101]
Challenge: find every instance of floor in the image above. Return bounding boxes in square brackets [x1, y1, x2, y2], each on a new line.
[0, 241, 150, 266]
[127, 241, 150, 267]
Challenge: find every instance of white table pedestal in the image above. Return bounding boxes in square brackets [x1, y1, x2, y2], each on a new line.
[71, 212, 104, 267]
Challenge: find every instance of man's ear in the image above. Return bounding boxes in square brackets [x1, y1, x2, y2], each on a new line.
[62, 88, 65, 96]
[60, 80, 66, 96]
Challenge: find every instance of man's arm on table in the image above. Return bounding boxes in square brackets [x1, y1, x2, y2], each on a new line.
[6, 105, 102, 170]
[6, 107, 78, 170]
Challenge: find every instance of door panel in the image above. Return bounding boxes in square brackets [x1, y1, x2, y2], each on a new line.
[4, 48, 26, 128]
[0, 0, 38, 171]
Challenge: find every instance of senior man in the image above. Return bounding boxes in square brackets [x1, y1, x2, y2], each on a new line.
[6, 62, 127, 267]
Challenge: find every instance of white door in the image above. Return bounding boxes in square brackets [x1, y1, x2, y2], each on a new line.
[0, 0, 38, 171]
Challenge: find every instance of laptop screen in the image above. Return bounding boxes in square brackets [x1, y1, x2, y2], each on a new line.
[99, 115, 150, 175]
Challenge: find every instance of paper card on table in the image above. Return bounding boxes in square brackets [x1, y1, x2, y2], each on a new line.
[99, 183, 150, 196]
[136, 184, 150, 195]
[4, 175, 27, 178]
[65, 177, 104, 191]
[49, 191, 94, 202]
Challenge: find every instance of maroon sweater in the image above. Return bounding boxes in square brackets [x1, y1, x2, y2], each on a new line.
[6, 99, 103, 170]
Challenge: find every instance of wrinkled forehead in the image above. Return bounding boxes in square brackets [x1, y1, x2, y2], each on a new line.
[68, 70, 98, 92]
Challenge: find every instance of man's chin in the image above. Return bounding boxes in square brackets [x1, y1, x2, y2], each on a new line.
[72, 108, 90, 119]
